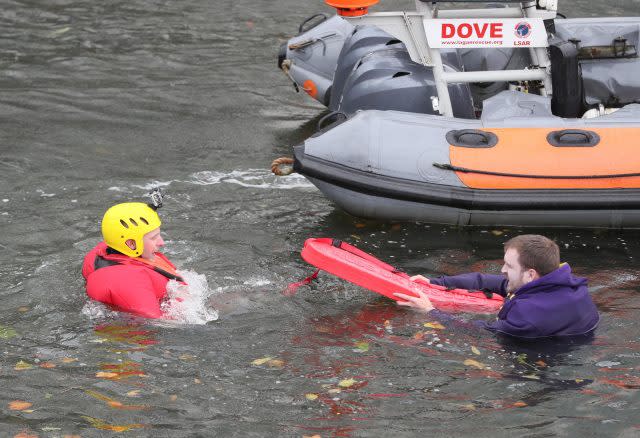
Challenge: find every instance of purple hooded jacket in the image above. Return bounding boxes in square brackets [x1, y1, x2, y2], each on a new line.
[430, 264, 600, 339]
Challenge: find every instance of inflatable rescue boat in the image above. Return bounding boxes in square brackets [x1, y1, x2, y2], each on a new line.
[278, 0, 640, 228]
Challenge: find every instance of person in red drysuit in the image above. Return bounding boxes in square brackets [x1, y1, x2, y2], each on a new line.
[82, 200, 183, 318]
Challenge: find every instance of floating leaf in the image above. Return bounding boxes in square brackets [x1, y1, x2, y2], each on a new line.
[535, 360, 547, 367]
[338, 378, 357, 388]
[169, 395, 178, 401]
[327, 388, 341, 394]
[126, 390, 141, 397]
[522, 374, 540, 380]
[413, 331, 425, 340]
[179, 354, 196, 361]
[95, 371, 118, 379]
[251, 356, 284, 368]
[39, 362, 56, 369]
[14, 360, 33, 371]
[268, 359, 284, 368]
[17, 307, 29, 313]
[194, 378, 202, 384]
[424, 322, 445, 330]
[471, 346, 481, 355]
[61, 357, 78, 364]
[305, 393, 318, 401]
[0, 325, 17, 339]
[50, 27, 71, 37]
[350, 234, 361, 240]
[355, 223, 366, 229]
[354, 341, 370, 352]
[303, 435, 322, 438]
[463, 359, 486, 370]
[515, 353, 528, 365]
[513, 401, 528, 407]
[491, 230, 503, 236]
[8, 401, 32, 411]
[251, 357, 273, 366]
[462, 403, 476, 411]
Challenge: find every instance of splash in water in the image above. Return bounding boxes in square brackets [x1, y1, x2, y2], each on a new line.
[161, 269, 219, 324]
[190, 169, 314, 190]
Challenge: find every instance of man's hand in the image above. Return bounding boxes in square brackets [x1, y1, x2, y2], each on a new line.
[410, 274, 431, 285]
[394, 289, 435, 312]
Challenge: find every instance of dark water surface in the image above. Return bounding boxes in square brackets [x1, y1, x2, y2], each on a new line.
[2, 0, 640, 436]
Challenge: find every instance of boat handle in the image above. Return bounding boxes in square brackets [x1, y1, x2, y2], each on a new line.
[445, 129, 498, 148]
[316, 111, 347, 133]
[547, 129, 600, 147]
[298, 13, 328, 35]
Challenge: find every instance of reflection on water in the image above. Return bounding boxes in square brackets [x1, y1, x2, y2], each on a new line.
[1, 0, 640, 436]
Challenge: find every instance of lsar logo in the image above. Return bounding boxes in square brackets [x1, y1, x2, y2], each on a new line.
[514, 21, 532, 39]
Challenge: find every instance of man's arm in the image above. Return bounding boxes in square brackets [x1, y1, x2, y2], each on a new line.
[429, 272, 508, 297]
[394, 271, 507, 312]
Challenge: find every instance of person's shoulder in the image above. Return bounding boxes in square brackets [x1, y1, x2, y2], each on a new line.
[82, 242, 109, 278]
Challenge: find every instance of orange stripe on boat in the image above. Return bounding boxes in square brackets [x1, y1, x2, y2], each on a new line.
[449, 127, 640, 189]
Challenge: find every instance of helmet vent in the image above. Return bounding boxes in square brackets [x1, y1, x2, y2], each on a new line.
[120, 219, 129, 228]
[129, 218, 138, 226]
[139, 217, 149, 225]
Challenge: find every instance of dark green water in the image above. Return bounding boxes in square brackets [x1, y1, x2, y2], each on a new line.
[1, 0, 639, 436]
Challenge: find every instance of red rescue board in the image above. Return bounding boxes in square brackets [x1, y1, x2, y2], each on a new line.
[301, 238, 503, 314]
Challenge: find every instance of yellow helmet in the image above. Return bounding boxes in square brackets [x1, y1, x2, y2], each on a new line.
[101, 202, 161, 257]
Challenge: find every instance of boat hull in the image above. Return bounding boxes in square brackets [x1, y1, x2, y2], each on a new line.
[305, 173, 640, 228]
[293, 96, 640, 228]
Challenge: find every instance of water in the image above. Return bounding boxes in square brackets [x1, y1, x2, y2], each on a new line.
[1, 0, 640, 436]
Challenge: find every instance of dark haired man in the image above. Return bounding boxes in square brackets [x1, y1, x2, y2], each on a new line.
[394, 235, 600, 339]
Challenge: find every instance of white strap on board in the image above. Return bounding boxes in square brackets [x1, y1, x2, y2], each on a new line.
[424, 18, 548, 49]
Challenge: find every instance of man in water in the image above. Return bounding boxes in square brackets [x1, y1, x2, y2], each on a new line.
[82, 195, 183, 318]
[394, 234, 600, 339]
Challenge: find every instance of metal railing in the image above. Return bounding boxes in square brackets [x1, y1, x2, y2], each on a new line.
[342, 0, 557, 116]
